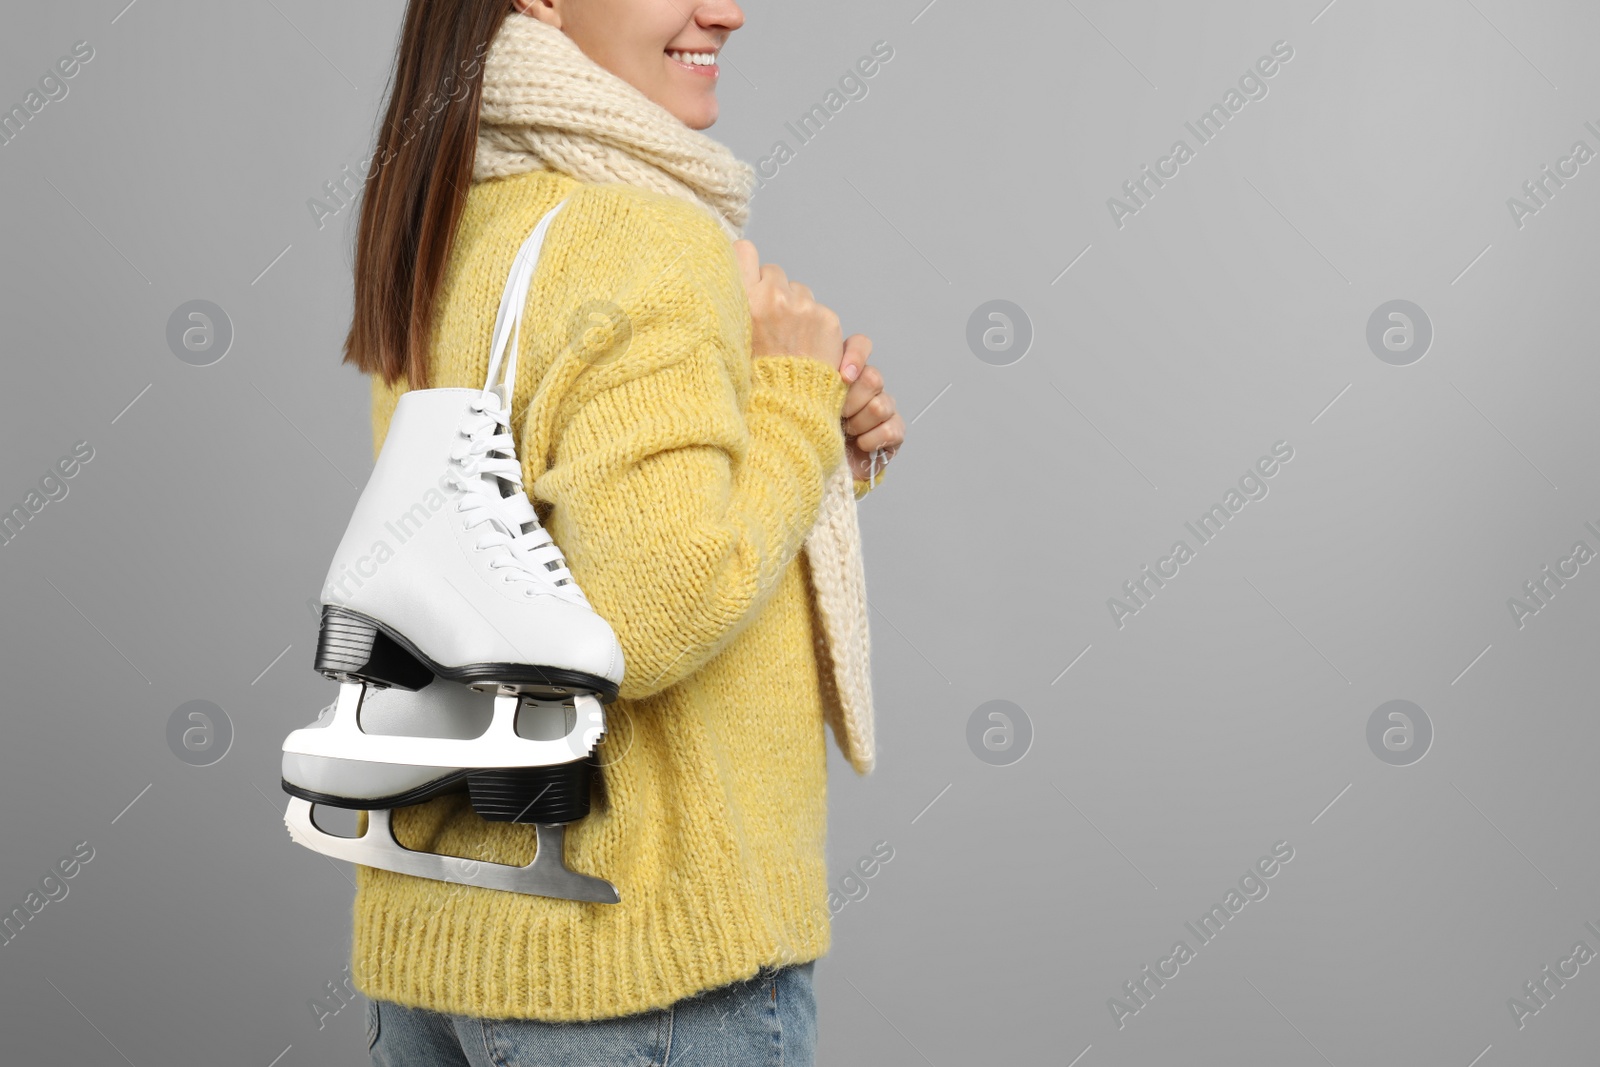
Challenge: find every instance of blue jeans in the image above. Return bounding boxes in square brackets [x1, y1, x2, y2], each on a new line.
[367, 961, 817, 1067]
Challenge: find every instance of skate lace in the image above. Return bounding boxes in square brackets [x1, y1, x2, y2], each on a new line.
[448, 198, 587, 605]
[448, 397, 587, 604]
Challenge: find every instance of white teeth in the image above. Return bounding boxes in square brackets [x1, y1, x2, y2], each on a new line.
[669, 50, 716, 66]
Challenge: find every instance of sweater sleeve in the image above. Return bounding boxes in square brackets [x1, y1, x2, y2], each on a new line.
[528, 216, 850, 701]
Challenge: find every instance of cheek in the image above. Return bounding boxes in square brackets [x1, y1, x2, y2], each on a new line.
[566, 12, 665, 84]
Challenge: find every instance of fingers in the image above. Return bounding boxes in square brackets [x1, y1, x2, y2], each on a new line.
[849, 412, 905, 454]
[733, 240, 760, 291]
[839, 333, 872, 384]
[841, 361, 884, 421]
[738, 251, 842, 368]
[733, 244, 790, 293]
[843, 385, 896, 437]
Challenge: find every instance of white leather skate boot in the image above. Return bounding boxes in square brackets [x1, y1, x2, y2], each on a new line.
[313, 199, 622, 702]
[282, 199, 624, 902]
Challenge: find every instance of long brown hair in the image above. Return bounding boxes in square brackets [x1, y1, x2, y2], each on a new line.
[342, 0, 515, 389]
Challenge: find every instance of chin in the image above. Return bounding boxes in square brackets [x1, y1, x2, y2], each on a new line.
[674, 98, 719, 131]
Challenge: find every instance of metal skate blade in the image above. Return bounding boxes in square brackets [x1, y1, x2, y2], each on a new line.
[283, 798, 619, 904]
[468, 680, 576, 701]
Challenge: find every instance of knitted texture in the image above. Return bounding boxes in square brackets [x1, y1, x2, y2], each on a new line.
[350, 170, 880, 1021]
[806, 464, 877, 773]
[476, 13, 755, 238]
[474, 11, 877, 772]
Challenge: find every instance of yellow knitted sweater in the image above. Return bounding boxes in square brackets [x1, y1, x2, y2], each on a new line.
[349, 169, 881, 1021]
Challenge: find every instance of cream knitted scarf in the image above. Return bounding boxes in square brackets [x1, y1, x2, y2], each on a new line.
[476, 13, 876, 775]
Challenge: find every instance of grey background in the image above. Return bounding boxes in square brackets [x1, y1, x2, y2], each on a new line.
[2, 0, 1596, 1063]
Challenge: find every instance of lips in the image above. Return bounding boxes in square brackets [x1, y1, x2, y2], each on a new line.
[666, 49, 719, 77]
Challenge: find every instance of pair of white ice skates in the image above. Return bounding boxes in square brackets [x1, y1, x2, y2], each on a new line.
[280, 201, 627, 903]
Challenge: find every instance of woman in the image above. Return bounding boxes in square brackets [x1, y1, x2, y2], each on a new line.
[340, 1, 905, 1064]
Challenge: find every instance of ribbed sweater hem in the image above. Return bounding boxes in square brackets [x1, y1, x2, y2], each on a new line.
[349, 852, 831, 1022]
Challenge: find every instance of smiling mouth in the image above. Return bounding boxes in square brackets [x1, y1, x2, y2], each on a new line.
[667, 49, 720, 77]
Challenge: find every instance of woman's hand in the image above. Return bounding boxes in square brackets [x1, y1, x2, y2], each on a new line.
[734, 241, 902, 480]
[839, 334, 904, 482]
[734, 240, 844, 371]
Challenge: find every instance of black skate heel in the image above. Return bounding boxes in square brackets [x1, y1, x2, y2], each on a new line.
[467, 756, 596, 824]
[315, 605, 433, 691]
[314, 605, 619, 703]
[464, 757, 617, 904]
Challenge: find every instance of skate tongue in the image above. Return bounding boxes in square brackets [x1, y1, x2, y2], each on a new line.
[473, 467, 522, 538]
